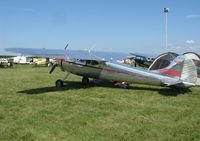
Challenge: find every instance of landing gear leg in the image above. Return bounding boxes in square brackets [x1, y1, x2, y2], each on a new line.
[55, 72, 71, 87]
[62, 72, 71, 81]
[82, 77, 89, 85]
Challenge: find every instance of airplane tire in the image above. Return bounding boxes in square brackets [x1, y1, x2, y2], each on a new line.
[82, 77, 89, 85]
[56, 79, 64, 87]
[126, 83, 130, 89]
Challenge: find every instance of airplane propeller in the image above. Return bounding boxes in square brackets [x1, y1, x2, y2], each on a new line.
[88, 44, 96, 60]
[64, 43, 69, 59]
[49, 63, 58, 74]
[50, 43, 68, 74]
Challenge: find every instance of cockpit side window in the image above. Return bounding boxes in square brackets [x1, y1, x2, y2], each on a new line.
[91, 60, 99, 65]
[86, 60, 99, 65]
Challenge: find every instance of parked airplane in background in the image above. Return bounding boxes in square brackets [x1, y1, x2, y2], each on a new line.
[13, 56, 32, 64]
[30, 57, 50, 66]
[0, 55, 15, 68]
[119, 53, 155, 68]
[49, 55, 197, 89]
[0, 58, 14, 68]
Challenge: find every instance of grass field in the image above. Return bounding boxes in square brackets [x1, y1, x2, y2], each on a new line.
[1, 65, 200, 141]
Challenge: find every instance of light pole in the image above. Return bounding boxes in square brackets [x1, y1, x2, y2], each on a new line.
[164, 7, 169, 52]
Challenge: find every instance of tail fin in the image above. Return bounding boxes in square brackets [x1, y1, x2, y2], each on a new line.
[180, 59, 197, 84]
[158, 55, 197, 85]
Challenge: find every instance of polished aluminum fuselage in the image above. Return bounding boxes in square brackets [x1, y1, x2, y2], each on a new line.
[61, 59, 179, 87]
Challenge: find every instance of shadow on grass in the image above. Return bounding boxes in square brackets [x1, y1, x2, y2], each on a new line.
[17, 81, 116, 95]
[18, 81, 191, 96]
[132, 86, 191, 96]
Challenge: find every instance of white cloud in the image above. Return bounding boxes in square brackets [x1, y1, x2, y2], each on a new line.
[164, 41, 199, 53]
[185, 40, 198, 50]
[186, 14, 200, 18]
[186, 40, 195, 45]
[168, 43, 181, 50]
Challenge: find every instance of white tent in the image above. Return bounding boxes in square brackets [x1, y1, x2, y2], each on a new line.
[148, 52, 178, 70]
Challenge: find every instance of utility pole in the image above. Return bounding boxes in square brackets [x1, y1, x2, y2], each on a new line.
[164, 7, 169, 52]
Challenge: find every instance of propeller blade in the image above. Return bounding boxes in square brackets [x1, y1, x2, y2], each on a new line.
[64, 43, 68, 50]
[49, 64, 57, 74]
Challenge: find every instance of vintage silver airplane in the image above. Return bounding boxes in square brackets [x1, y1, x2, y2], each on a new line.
[49, 55, 197, 89]
[5, 46, 198, 88]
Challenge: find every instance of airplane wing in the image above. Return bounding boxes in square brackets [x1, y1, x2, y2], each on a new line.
[4, 48, 128, 62]
[5, 48, 65, 57]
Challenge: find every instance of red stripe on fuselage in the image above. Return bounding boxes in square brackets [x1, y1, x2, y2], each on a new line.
[55, 58, 70, 64]
[159, 69, 181, 77]
[102, 68, 131, 75]
[55, 58, 65, 61]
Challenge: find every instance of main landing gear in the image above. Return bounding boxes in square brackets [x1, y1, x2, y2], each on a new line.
[55, 73, 90, 87]
[55, 72, 70, 88]
[82, 77, 89, 85]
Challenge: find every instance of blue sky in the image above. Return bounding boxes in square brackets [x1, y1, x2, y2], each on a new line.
[0, 0, 200, 54]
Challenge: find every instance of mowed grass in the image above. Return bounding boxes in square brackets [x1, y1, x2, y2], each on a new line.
[1, 65, 200, 141]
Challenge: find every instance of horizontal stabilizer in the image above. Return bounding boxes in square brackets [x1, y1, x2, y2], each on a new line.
[163, 80, 195, 88]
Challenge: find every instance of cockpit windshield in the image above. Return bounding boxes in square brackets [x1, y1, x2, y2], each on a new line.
[75, 59, 86, 65]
